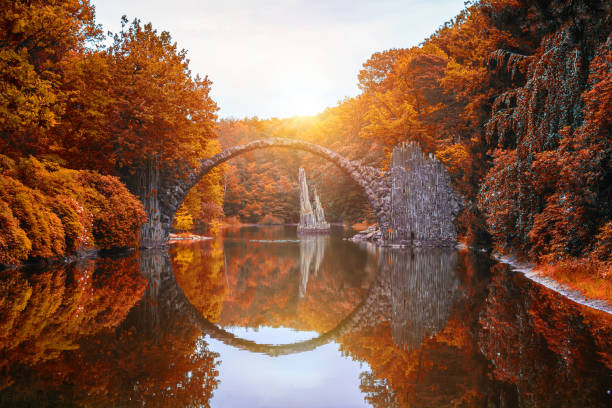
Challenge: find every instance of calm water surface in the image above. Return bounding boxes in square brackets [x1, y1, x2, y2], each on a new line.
[1, 226, 610, 407]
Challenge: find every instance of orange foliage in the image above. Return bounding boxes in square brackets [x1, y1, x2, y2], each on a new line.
[1, 0, 610, 293]
[538, 259, 612, 303]
[0, 0, 100, 157]
[478, 1, 611, 270]
[1, 3, 221, 250]
[0, 155, 146, 265]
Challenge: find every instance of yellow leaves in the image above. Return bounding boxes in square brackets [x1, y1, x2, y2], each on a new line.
[0, 48, 58, 136]
[172, 140, 224, 232]
[436, 143, 472, 188]
[440, 57, 488, 101]
[173, 207, 194, 232]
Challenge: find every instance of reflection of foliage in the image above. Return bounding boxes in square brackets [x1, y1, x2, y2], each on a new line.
[172, 239, 228, 323]
[342, 251, 611, 407]
[479, 264, 612, 407]
[215, 231, 374, 332]
[360, 372, 398, 408]
[0, 254, 146, 390]
[0, 253, 220, 407]
[33, 321, 220, 407]
[341, 321, 490, 408]
[338, 251, 499, 407]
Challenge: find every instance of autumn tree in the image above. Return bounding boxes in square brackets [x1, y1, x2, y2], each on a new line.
[173, 140, 225, 233]
[0, 155, 146, 264]
[0, 0, 101, 157]
[479, 0, 611, 263]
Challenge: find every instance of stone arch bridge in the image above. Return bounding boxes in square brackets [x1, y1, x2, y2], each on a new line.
[138, 138, 461, 247]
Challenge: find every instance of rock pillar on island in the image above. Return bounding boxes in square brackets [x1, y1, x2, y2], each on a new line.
[297, 168, 330, 233]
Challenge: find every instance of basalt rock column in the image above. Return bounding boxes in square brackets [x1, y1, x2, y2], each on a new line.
[387, 141, 463, 246]
[313, 188, 330, 230]
[297, 168, 330, 233]
[298, 168, 316, 230]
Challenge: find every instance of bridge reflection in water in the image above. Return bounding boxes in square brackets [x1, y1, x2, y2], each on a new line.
[1, 228, 610, 407]
[137, 243, 462, 357]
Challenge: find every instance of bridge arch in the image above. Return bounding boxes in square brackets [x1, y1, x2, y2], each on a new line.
[144, 138, 391, 246]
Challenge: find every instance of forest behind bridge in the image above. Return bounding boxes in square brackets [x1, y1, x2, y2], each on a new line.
[0, 0, 610, 301]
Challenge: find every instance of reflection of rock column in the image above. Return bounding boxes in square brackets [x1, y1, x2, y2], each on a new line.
[379, 248, 461, 350]
[312, 235, 325, 278]
[136, 250, 165, 336]
[298, 236, 327, 297]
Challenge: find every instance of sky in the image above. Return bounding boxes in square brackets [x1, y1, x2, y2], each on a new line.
[91, 0, 467, 119]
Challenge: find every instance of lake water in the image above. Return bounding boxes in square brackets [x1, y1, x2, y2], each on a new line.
[1, 225, 610, 407]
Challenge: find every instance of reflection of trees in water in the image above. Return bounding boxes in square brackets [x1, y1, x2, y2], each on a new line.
[136, 250, 165, 336]
[478, 264, 612, 407]
[345, 250, 612, 408]
[161, 243, 461, 357]
[0, 252, 220, 408]
[379, 248, 461, 350]
[218, 235, 373, 332]
[3, 245, 610, 407]
[132, 250, 612, 407]
[0, 256, 146, 395]
[298, 235, 327, 297]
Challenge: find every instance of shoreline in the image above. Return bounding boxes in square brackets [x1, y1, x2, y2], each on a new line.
[168, 232, 213, 242]
[493, 253, 612, 315]
[6, 225, 609, 316]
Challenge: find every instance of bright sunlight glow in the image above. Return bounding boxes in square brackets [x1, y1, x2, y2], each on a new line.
[91, 0, 467, 119]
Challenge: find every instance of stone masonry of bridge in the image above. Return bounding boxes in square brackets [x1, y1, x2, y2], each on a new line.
[140, 138, 461, 247]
